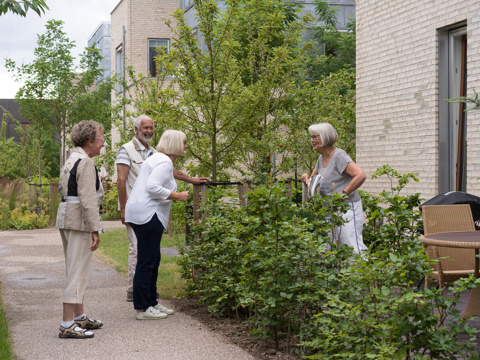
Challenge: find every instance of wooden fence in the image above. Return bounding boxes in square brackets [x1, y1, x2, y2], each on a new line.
[191, 179, 306, 222]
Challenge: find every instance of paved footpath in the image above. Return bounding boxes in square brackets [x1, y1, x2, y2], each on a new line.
[0, 221, 255, 360]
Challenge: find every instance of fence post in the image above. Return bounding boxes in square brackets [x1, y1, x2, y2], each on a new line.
[193, 183, 208, 221]
[168, 207, 173, 236]
[302, 182, 308, 206]
[285, 180, 292, 199]
[49, 183, 59, 227]
[238, 181, 250, 207]
[193, 184, 200, 222]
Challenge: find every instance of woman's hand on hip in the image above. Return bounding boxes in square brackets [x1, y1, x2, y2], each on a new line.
[90, 232, 100, 251]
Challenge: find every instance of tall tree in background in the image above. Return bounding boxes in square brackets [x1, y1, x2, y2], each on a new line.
[308, 0, 356, 80]
[6, 19, 111, 179]
[160, 0, 256, 181]
[151, 0, 313, 181]
[287, 70, 356, 175]
[227, 0, 313, 179]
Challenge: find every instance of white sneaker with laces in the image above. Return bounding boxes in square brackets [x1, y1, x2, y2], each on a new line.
[153, 303, 174, 315]
[136, 306, 168, 320]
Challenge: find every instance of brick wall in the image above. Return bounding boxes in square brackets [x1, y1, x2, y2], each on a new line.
[110, 0, 178, 181]
[357, 0, 480, 200]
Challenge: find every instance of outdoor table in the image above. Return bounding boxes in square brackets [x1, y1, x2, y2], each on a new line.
[419, 231, 480, 317]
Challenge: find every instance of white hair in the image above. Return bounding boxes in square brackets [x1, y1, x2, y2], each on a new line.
[156, 130, 187, 156]
[308, 123, 338, 147]
[133, 114, 153, 130]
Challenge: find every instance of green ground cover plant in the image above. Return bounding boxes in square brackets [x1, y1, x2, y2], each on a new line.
[97, 227, 185, 298]
[0, 285, 13, 360]
[101, 184, 121, 220]
[178, 167, 480, 359]
[0, 179, 49, 230]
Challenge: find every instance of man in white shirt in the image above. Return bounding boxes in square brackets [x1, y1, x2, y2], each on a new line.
[116, 114, 209, 302]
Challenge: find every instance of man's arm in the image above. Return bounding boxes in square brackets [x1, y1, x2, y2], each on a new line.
[116, 164, 130, 225]
[173, 168, 210, 184]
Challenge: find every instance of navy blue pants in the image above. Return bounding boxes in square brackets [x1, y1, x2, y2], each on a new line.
[130, 213, 163, 310]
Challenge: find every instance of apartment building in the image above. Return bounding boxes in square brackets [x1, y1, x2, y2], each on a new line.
[110, 0, 355, 120]
[356, 1, 480, 199]
[87, 21, 112, 85]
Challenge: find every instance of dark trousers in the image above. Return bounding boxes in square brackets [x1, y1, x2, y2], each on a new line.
[130, 213, 163, 310]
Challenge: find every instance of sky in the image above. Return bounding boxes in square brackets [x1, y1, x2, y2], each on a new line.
[0, 0, 120, 99]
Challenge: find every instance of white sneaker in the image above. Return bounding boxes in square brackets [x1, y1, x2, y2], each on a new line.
[136, 306, 168, 320]
[153, 303, 174, 315]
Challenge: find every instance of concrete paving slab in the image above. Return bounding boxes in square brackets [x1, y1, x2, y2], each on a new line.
[0, 221, 255, 360]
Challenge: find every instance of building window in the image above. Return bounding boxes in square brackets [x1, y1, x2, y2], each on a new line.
[116, 45, 124, 93]
[438, 25, 467, 192]
[180, 0, 193, 10]
[148, 39, 170, 77]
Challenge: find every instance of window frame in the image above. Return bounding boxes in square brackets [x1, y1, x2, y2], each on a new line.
[438, 23, 467, 193]
[115, 44, 124, 93]
[148, 38, 170, 78]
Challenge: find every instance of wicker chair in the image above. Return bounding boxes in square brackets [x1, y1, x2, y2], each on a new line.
[422, 204, 476, 290]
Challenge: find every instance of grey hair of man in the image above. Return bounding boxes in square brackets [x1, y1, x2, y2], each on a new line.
[133, 114, 153, 130]
[71, 120, 104, 147]
[308, 123, 338, 147]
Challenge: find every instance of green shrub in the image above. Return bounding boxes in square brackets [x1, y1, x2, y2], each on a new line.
[179, 181, 353, 350]
[102, 183, 120, 220]
[0, 178, 50, 230]
[178, 167, 480, 358]
[301, 250, 480, 359]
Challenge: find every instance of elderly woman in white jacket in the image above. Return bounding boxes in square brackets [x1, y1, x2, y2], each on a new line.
[125, 130, 189, 320]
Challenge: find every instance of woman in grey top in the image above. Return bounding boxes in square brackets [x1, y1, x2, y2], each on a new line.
[300, 123, 368, 254]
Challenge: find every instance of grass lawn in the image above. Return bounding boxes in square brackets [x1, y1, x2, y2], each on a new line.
[0, 285, 13, 360]
[96, 228, 186, 299]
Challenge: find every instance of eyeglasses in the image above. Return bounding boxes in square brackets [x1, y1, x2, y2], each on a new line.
[310, 135, 319, 140]
[96, 137, 105, 143]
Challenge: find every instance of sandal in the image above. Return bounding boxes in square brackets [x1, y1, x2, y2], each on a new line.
[59, 323, 94, 339]
[75, 317, 103, 329]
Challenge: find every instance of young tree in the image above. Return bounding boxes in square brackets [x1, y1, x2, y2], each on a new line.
[156, 0, 255, 181]
[287, 69, 356, 174]
[0, 0, 48, 17]
[6, 19, 111, 179]
[151, 0, 313, 181]
[0, 108, 39, 179]
[225, 0, 313, 178]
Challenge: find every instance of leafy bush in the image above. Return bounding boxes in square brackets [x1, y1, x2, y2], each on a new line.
[302, 256, 480, 359]
[0, 179, 49, 230]
[179, 181, 353, 350]
[102, 183, 120, 220]
[361, 165, 422, 255]
[178, 167, 480, 358]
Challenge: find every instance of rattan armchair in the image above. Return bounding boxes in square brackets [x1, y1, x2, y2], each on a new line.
[422, 204, 476, 290]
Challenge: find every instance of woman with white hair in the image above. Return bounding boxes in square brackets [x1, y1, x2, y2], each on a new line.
[125, 130, 189, 319]
[300, 123, 368, 254]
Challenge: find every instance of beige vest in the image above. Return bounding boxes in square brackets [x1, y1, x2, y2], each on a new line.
[121, 138, 155, 199]
[56, 147, 104, 232]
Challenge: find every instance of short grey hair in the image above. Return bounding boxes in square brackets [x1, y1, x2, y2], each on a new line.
[308, 123, 338, 147]
[156, 130, 187, 156]
[133, 114, 153, 130]
[71, 120, 104, 147]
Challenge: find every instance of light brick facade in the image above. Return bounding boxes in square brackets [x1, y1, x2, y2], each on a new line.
[357, 1, 480, 200]
[111, 0, 177, 78]
[110, 0, 178, 161]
